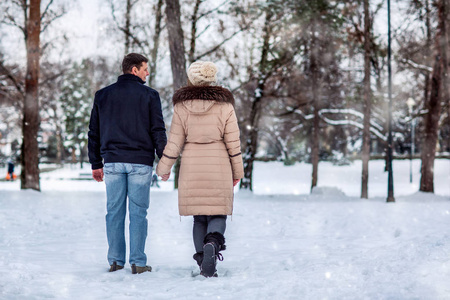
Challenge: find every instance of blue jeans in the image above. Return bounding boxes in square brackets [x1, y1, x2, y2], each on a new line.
[104, 163, 152, 267]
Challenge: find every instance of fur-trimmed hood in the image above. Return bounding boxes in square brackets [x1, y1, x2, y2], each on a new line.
[172, 86, 235, 107]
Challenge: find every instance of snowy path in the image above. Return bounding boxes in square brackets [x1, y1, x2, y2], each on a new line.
[1, 188, 450, 299]
[1, 160, 450, 299]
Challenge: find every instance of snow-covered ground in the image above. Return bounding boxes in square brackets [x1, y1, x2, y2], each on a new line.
[0, 160, 449, 299]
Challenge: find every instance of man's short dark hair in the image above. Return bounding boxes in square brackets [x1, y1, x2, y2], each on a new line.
[122, 53, 149, 74]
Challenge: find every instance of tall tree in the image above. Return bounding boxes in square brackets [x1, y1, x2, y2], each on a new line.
[60, 60, 94, 168]
[420, 0, 448, 192]
[149, 0, 164, 87]
[303, 1, 343, 191]
[240, 8, 273, 190]
[124, 0, 133, 55]
[361, 0, 372, 199]
[165, 0, 187, 91]
[309, 21, 320, 191]
[1, 0, 67, 190]
[22, 0, 41, 191]
[165, 0, 187, 189]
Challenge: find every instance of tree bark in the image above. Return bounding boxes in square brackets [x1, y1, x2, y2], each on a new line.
[165, 0, 187, 189]
[56, 124, 63, 164]
[165, 0, 188, 90]
[420, 0, 447, 193]
[124, 0, 132, 55]
[424, 0, 432, 109]
[361, 0, 371, 199]
[310, 24, 320, 191]
[189, 0, 202, 64]
[149, 0, 164, 87]
[21, 0, 41, 191]
[240, 10, 272, 191]
[442, 0, 450, 145]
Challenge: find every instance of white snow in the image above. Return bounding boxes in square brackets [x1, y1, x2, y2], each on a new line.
[0, 160, 449, 299]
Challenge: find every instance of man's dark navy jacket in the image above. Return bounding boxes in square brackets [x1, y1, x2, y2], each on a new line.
[88, 74, 167, 170]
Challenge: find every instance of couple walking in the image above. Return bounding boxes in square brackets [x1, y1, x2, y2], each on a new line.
[88, 53, 244, 277]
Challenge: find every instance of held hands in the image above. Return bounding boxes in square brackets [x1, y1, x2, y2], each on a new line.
[161, 172, 170, 181]
[233, 179, 240, 187]
[92, 168, 104, 182]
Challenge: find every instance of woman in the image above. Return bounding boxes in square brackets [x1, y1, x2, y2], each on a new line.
[156, 61, 244, 277]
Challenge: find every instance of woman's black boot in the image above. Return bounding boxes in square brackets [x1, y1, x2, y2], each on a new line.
[201, 232, 226, 277]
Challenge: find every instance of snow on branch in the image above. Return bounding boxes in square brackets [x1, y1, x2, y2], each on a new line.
[291, 109, 314, 120]
[319, 113, 387, 141]
[289, 107, 386, 141]
[320, 108, 384, 132]
[399, 59, 433, 73]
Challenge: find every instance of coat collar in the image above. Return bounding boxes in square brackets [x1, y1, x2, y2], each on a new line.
[118, 74, 146, 84]
[173, 86, 235, 106]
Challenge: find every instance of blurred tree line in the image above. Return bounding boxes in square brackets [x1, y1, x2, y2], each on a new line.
[0, 0, 449, 197]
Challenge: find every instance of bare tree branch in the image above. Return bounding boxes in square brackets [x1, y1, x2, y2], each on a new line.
[41, 10, 66, 33]
[0, 61, 24, 95]
[40, 0, 55, 21]
[195, 24, 211, 39]
[2, 7, 26, 36]
[194, 22, 252, 61]
[189, 0, 202, 63]
[197, 0, 229, 21]
[109, 0, 149, 53]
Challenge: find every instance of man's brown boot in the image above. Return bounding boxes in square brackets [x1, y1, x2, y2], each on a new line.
[131, 264, 152, 274]
[109, 262, 124, 272]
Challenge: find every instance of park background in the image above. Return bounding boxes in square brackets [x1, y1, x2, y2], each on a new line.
[1, 0, 450, 299]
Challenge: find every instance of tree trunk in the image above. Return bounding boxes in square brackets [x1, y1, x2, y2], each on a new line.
[149, 0, 164, 87]
[189, 0, 202, 64]
[79, 143, 87, 169]
[310, 24, 320, 191]
[420, 0, 446, 192]
[124, 0, 132, 55]
[442, 0, 450, 140]
[21, 0, 41, 191]
[165, 0, 188, 91]
[240, 10, 272, 191]
[361, 0, 371, 199]
[56, 124, 63, 164]
[424, 0, 432, 110]
[165, 0, 187, 189]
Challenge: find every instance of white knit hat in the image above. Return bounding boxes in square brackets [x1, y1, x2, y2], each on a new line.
[187, 61, 218, 86]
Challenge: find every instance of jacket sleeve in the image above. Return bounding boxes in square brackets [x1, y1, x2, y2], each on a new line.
[155, 105, 185, 176]
[224, 105, 244, 179]
[88, 93, 103, 170]
[149, 90, 167, 159]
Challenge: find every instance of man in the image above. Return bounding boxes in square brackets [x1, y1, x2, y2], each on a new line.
[151, 173, 160, 188]
[88, 53, 167, 274]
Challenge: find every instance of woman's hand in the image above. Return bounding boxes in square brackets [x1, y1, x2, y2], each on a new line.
[233, 179, 240, 187]
[161, 173, 170, 181]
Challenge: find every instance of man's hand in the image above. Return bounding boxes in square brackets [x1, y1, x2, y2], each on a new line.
[92, 168, 104, 182]
[161, 172, 170, 181]
[233, 179, 240, 187]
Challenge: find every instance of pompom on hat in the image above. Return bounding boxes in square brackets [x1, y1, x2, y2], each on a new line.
[187, 61, 218, 86]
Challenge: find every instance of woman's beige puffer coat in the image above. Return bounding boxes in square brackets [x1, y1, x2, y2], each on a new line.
[156, 86, 244, 216]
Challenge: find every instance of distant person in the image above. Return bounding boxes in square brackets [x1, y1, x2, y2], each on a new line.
[88, 53, 167, 274]
[70, 148, 77, 169]
[156, 61, 244, 277]
[6, 159, 16, 181]
[151, 173, 160, 188]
